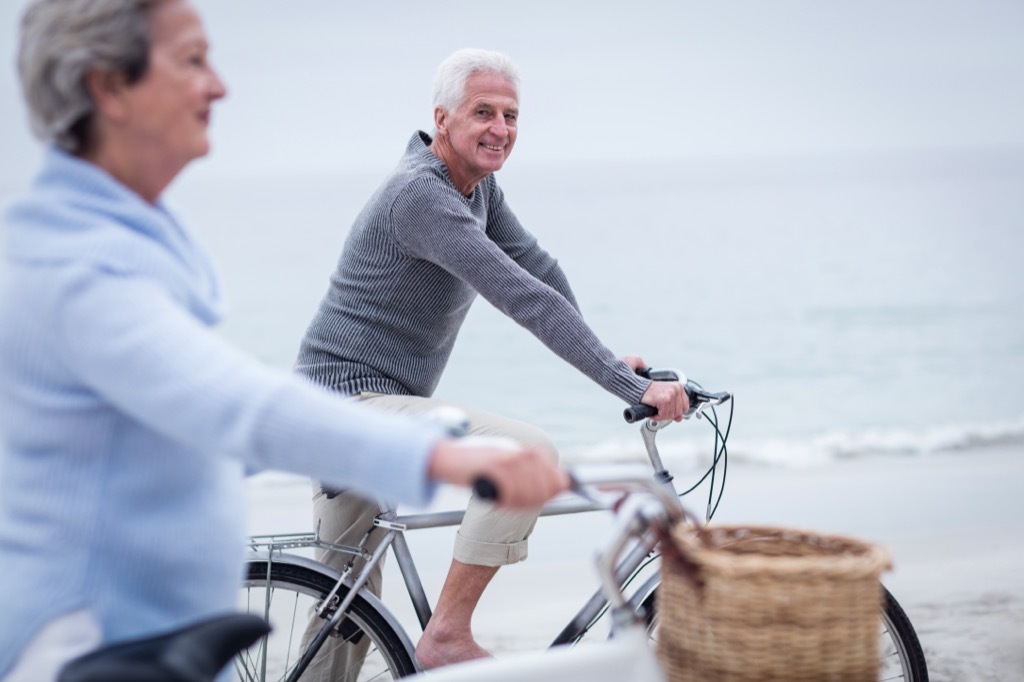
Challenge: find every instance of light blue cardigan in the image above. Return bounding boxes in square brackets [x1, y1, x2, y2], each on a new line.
[0, 147, 443, 674]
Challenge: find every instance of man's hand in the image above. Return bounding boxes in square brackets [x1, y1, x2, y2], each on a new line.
[427, 440, 569, 508]
[640, 378, 689, 422]
[620, 355, 648, 372]
[622, 355, 690, 421]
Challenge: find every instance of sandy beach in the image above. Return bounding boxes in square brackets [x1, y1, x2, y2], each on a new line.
[246, 445, 1024, 681]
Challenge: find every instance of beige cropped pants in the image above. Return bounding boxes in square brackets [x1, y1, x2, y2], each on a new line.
[299, 392, 558, 680]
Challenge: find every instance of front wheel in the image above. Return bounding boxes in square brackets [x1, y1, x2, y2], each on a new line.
[637, 582, 929, 681]
[237, 558, 417, 681]
[877, 587, 930, 681]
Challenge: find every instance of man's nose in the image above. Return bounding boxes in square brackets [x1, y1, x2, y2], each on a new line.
[489, 118, 508, 137]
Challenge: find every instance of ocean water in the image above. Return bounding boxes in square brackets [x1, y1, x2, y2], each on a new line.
[3, 147, 1023, 474]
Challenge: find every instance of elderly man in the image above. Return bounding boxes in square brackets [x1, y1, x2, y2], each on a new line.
[295, 48, 687, 671]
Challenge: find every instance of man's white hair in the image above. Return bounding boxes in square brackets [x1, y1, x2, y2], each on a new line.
[432, 48, 520, 113]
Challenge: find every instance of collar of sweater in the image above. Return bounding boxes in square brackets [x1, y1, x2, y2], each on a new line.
[4, 146, 224, 324]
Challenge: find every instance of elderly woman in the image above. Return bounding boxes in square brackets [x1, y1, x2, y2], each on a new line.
[0, 1, 568, 680]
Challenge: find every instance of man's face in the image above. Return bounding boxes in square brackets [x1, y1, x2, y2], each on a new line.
[436, 71, 518, 189]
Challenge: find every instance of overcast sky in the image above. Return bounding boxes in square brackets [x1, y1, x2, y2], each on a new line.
[1, 0, 1022, 187]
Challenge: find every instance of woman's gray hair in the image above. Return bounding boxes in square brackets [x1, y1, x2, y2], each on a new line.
[17, 0, 161, 152]
[432, 48, 520, 113]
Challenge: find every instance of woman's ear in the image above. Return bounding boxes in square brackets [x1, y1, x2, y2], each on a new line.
[84, 68, 131, 122]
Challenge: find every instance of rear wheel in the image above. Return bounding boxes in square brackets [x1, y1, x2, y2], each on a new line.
[236, 559, 417, 681]
[637, 581, 928, 681]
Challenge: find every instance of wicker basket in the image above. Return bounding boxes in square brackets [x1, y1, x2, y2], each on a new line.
[657, 523, 892, 682]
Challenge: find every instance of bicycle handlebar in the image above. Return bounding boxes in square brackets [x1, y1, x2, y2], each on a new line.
[476, 464, 684, 511]
[623, 369, 732, 424]
[475, 371, 731, 502]
[472, 477, 500, 500]
[622, 404, 659, 423]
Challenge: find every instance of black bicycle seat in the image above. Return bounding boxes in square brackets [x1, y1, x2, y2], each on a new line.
[58, 612, 270, 682]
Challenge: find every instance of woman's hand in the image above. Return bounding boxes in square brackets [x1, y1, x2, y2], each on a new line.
[427, 440, 569, 508]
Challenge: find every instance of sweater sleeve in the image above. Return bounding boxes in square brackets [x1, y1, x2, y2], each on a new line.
[52, 267, 442, 507]
[391, 177, 649, 405]
[484, 181, 580, 312]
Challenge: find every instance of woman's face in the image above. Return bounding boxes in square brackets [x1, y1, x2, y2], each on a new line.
[118, 0, 226, 171]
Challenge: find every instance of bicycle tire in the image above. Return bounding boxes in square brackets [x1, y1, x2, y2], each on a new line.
[878, 586, 930, 682]
[636, 581, 929, 681]
[237, 559, 418, 681]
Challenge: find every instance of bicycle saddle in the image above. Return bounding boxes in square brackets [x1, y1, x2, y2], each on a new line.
[58, 612, 270, 682]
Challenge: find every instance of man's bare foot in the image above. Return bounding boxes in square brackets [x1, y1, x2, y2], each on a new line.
[416, 559, 498, 669]
[415, 627, 492, 670]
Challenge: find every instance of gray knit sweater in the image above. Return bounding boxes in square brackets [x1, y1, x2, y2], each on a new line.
[295, 131, 650, 405]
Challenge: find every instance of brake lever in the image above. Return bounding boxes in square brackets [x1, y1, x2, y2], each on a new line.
[683, 386, 732, 420]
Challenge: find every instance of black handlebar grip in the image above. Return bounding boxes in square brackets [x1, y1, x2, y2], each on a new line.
[623, 404, 658, 423]
[473, 476, 499, 501]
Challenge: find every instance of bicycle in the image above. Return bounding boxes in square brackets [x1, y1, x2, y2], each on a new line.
[53, 465, 928, 682]
[56, 466, 733, 682]
[235, 371, 930, 682]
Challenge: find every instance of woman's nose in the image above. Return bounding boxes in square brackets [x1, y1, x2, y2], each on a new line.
[208, 65, 228, 100]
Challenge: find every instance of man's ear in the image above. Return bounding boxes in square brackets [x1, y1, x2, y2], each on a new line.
[84, 68, 131, 122]
[433, 106, 448, 137]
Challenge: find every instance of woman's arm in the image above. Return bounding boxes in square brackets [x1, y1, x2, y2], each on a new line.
[52, 268, 566, 507]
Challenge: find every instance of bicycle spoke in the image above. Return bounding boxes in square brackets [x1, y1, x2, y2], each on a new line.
[285, 591, 300, 675]
[237, 560, 417, 681]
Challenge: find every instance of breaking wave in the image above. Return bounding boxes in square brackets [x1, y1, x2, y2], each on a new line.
[562, 416, 1024, 470]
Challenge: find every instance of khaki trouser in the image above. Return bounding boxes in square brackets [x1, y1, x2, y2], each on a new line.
[298, 393, 558, 680]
